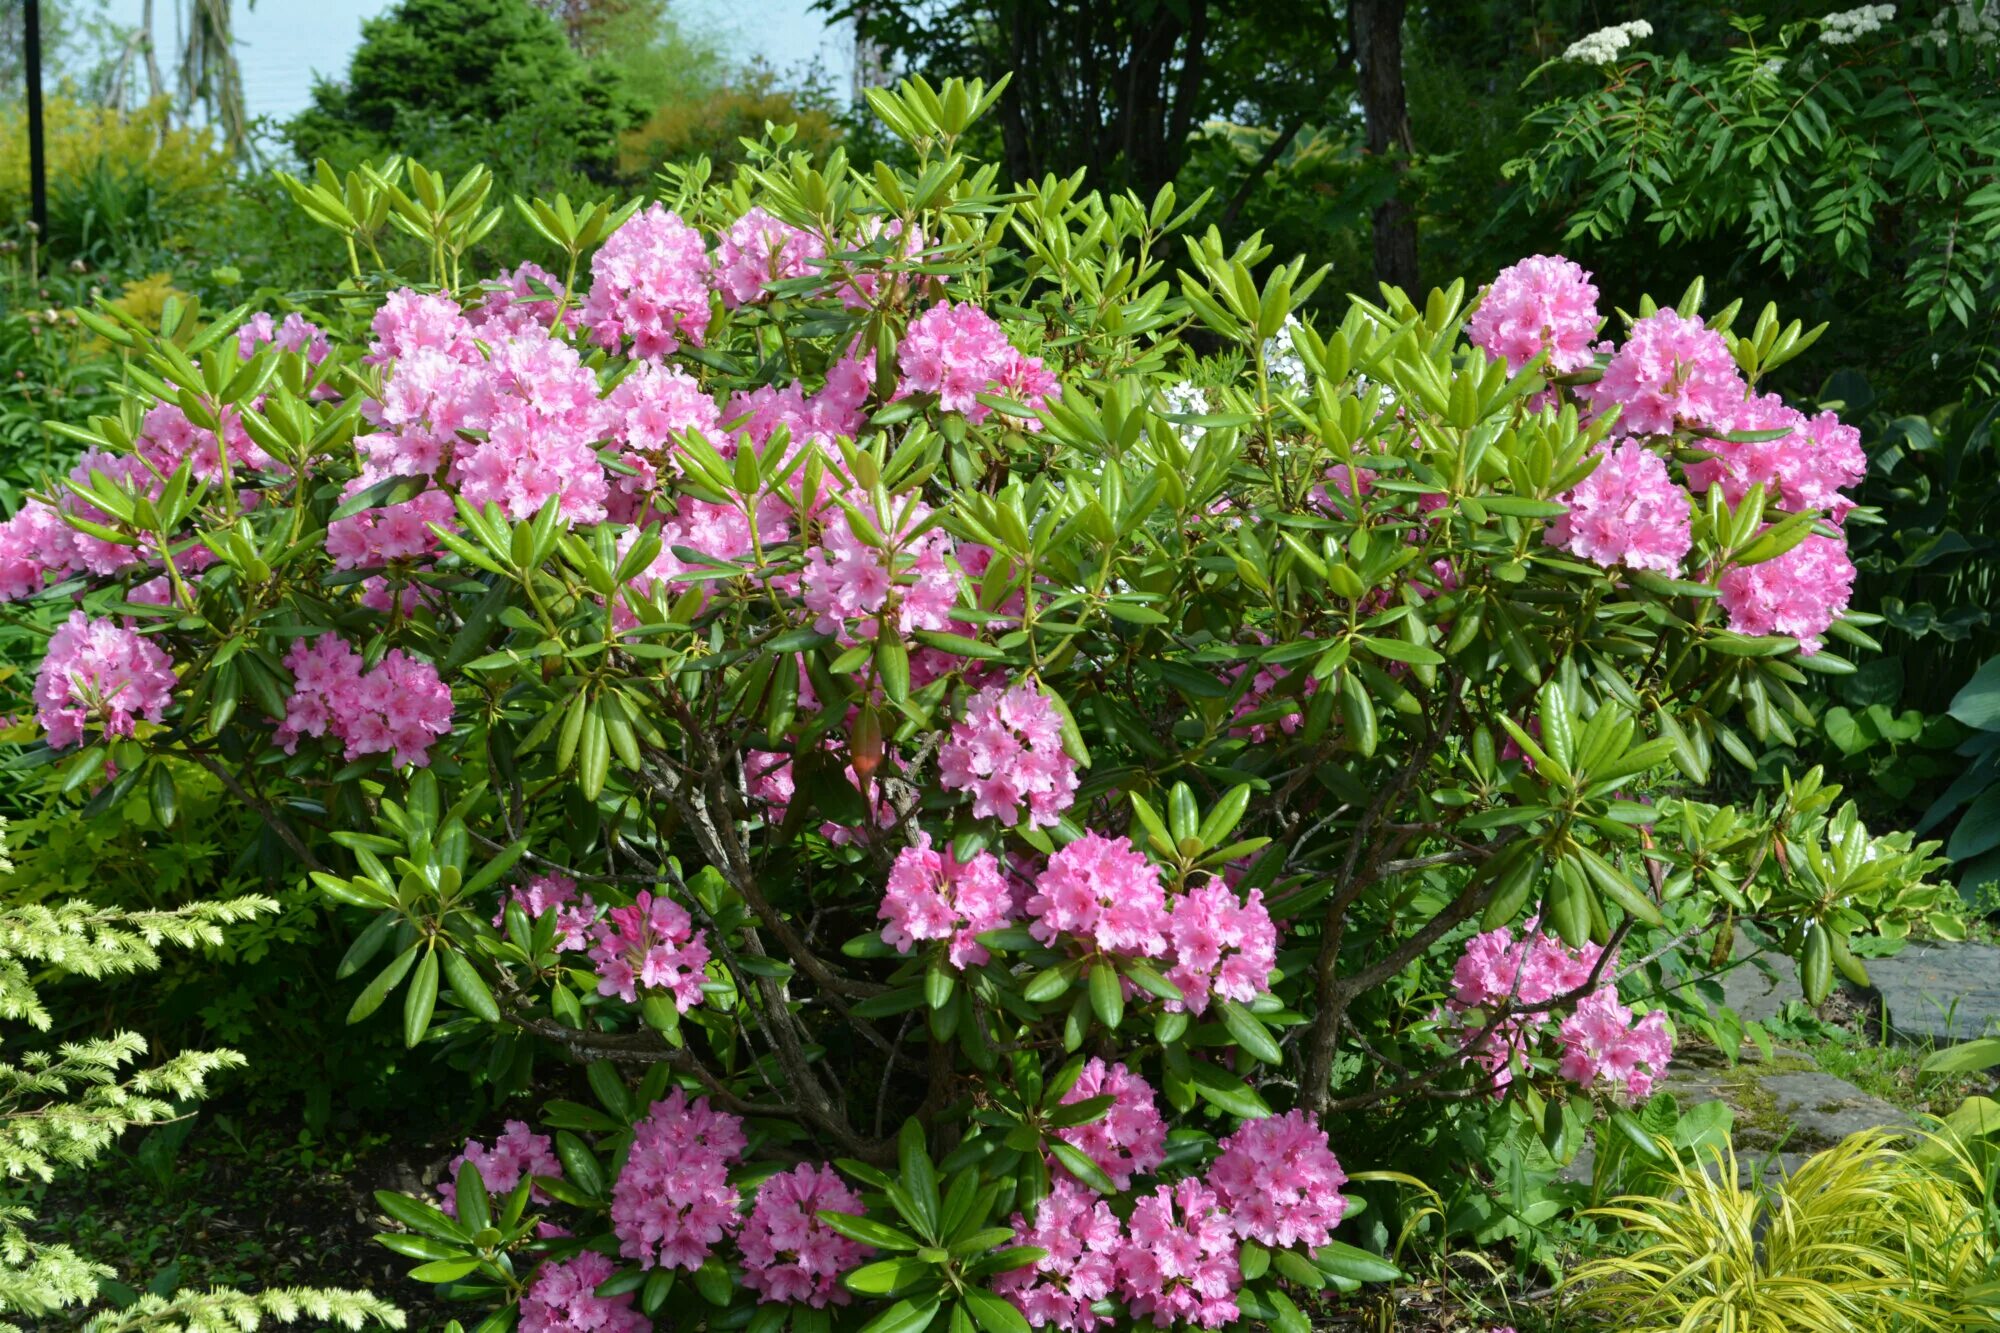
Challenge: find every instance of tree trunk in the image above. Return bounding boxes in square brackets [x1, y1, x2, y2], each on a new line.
[1354, 0, 1417, 294]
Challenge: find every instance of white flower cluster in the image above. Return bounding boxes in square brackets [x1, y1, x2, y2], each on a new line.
[1262, 315, 1310, 391]
[1928, 0, 2000, 46]
[1563, 19, 1654, 65]
[1820, 4, 1895, 44]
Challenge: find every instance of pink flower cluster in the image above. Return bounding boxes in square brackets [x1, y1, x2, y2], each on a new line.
[602, 362, 724, 508]
[1055, 1059, 1168, 1191]
[1686, 391, 1866, 523]
[896, 300, 1060, 427]
[438, 1121, 561, 1216]
[802, 498, 960, 642]
[1208, 1111, 1348, 1248]
[587, 891, 712, 1009]
[1585, 308, 1746, 436]
[473, 262, 576, 339]
[1468, 255, 1602, 374]
[1118, 1179, 1242, 1329]
[939, 683, 1079, 828]
[584, 204, 713, 358]
[1558, 988, 1674, 1099]
[1004, 1102, 1353, 1331]
[738, 1163, 872, 1307]
[1446, 921, 1672, 1099]
[1022, 835, 1277, 1012]
[1717, 532, 1856, 655]
[1027, 834, 1169, 957]
[1547, 440, 1693, 573]
[611, 1089, 746, 1271]
[275, 635, 453, 767]
[136, 396, 277, 484]
[519, 1251, 649, 1333]
[1228, 658, 1315, 744]
[995, 1179, 1123, 1333]
[715, 207, 826, 308]
[493, 872, 598, 951]
[1163, 880, 1278, 1017]
[33, 612, 176, 749]
[335, 288, 615, 592]
[236, 310, 330, 363]
[880, 833, 1017, 969]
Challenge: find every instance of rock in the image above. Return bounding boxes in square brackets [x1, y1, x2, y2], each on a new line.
[1717, 945, 1796, 1026]
[1863, 941, 2000, 1045]
[1756, 1071, 1909, 1150]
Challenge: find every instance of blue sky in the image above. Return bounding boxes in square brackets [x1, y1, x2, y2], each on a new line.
[97, 0, 852, 124]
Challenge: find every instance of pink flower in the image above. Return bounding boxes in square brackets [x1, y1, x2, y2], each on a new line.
[1468, 255, 1601, 374]
[438, 1121, 561, 1216]
[1586, 309, 1745, 437]
[1026, 833, 1169, 958]
[471, 262, 577, 339]
[587, 891, 712, 1010]
[1228, 657, 1316, 743]
[1450, 921, 1603, 1011]
[1164, 881, 1276, 1015]
[802, 497, 960, 643]
[602, 362, 724, 507]
[739, 1163, 872, 1307]
[236, 310, 330, 363]
[610, 1089, 746, 1271]
[994, 1178, 1124, 1331]
[715, 207, 827, 308]
[584, 203, 713, 359]
[1116, 1178, 1241, 1329]
[1208, 1110, 1348, 1249]
[1547, 440, 1693, 573]
[275, 635, 453, 767]
[519, 1251, 649, 1333]
[367, 288, 480, 364]
[1686, 392, 1865, 523]
[896, 300, 1059, 427]
[33, 612, 176, 749]
[939, 684, 1080, 830]
[1716, 532, 1855, 654]
[880, 832, 1016, 968]
[1054, 1059, 1167, 1192]
[1557, 989, 1674, 1100]
[492, 873, 598, 952]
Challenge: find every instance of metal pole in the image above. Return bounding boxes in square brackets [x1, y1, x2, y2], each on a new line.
[26, 0, 48, 239]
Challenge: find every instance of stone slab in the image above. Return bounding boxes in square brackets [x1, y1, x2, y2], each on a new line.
[1757, 1071, 1909, 1149]
[1864, 941, 2000, 1045]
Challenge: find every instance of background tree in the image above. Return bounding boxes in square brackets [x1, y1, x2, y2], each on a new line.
[286, 0, 644, 182]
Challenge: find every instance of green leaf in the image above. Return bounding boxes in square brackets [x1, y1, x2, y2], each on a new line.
[1189, 1062, 1272, 1119]
[403, 948, 440, 1047]
[819, 1211, 921, 1251]
[1046, 1140, 1117, 1195]
[844, 1257, 936, 1296]
[1950, 656, 2000, 731]
[963, 1290, 1030, 1333]
[348, 943, 419, 1025]
[1922, 1036, 2000, 1075]
[1089, 962, 1124, 1030]
[440, 950, 500, 1024]
[1313, 1240, 1401, 1284]
[373, 1190, 469, 1244]
[408, 1258, 480, 1284]
[858, 1298, 942, 1333]
[1218, 1000, 1283, 1064]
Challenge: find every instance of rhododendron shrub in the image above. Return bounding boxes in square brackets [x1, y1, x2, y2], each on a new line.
[6, 79, 1960, 1331]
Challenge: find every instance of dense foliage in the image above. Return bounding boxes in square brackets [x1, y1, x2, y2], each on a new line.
[0, 65, 1977, 1330]
[286, 0, 644, 185]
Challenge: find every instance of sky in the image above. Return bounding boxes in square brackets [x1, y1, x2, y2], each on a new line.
[93, 0, 853, 124]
